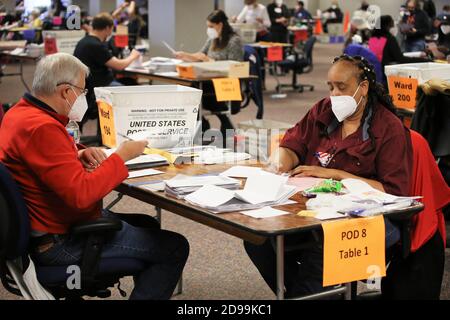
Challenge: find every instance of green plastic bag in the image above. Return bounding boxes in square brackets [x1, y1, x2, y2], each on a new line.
[305, 179, 343, 193]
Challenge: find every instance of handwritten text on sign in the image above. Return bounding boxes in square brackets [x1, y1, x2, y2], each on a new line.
[97, 101, 117, 148]
[267, 46, 283, 62]
[212, 78, 242, 102]
[388, 76, 418, 110]
[321, 216, 386, 286]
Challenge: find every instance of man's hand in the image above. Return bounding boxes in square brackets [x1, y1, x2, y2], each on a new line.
[78, 148, 107, 170]
[129, 49, 141, 60]
[115, 140, 148, 163]
[290, 165, 344, 179]
[174, 51, 187, 60]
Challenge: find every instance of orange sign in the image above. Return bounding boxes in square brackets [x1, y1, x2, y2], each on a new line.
[114, 34, 129, 48]
[388, 76, 419, 110]
[44, 37, 57, 55]
[267, 46, 283, 62]
[212, 78, 242, 102]
[322, 216, 386, 287]
[97, 101, 117, 148]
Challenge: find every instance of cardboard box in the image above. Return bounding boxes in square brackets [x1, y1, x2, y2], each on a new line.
[94, 85, 202, 149]
[237, 120, 293, 160]
[177, 61, 250, 79]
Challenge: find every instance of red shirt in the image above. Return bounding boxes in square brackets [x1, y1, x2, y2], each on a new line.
[0, 94, 128, 234]
[280, 97, 413, 196]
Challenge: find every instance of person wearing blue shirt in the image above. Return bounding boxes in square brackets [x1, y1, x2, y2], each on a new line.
[294, 1, 312, 21]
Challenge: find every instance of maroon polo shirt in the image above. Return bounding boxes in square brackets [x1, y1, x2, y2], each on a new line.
[280, 97, 413, 196]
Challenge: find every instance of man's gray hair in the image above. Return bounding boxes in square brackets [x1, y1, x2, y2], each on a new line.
[32, 53, 90, 96]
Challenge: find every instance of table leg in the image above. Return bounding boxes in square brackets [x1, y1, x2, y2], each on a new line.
[276, 234, 285, 300]
[19, 60, 30, 92]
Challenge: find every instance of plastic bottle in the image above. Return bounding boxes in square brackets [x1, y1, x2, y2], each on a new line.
[123, 46, 130, 58]
[66, 120, 80, 144]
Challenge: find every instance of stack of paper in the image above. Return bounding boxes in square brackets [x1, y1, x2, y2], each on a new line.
[164, 174, 241, 199]
[220, 166, 262, 178]
[184, 172, 297, 213]
[104, 148, 169, 169]
[194, 149, 252, 165]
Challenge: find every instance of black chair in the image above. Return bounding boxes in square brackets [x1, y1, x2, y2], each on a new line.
[0, 163, 146, 299]
[276, 36, 316, 93]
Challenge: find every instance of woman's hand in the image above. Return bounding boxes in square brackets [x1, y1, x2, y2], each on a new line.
[78, 148, 108, 170]
[290, 165, 344, 180]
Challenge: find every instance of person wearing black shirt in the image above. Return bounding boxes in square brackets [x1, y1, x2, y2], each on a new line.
[267, 0, 290, 43]
[401, 0, 431, 52]
[369, 15, 429, 83]
[323, 0, 343, 33]
[74, 12, 140, 121]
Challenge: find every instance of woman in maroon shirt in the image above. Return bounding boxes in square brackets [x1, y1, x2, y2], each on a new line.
[244, 54, 413, 298]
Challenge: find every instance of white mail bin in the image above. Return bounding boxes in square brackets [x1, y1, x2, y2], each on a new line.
[94, 85, 202, 149]
[385, 62, 450, 85]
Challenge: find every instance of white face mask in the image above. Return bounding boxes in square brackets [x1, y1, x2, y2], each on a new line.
[330, 84, 363, 122]
[390, 27, 398, 37]
[275, 0, 283, 6]
[65, 87, 88, 122]
[206, 27, 219, 40]
[441, 25, 450, 35]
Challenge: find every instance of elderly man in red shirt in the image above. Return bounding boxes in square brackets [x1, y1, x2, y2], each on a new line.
[0, 53, 189, 300]
[244, 55, 413, 298]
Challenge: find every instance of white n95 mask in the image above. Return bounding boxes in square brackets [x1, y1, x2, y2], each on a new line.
[66, 88, 88, 122]
[330, 85, 363, 122]
[441, 25, 450, 35]
[207, 27, 219, 40]
[390, 27, 398, 37]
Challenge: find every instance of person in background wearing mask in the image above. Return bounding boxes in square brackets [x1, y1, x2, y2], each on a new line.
[0, 53, 190, 300]
[322, 0, 343, 34]
[244, 55, 412, 298]
[368, 15, 429, 83]
[175, 10, 244, 142]
[401, 0, 431, 52]
[28, 8, 43, 29]
[233, 0, 271, 41]
[294, 1, 312, 21]
[74, 13, 140, 124]
[430, 13, 450, 58]
[267, 0, 290, 43]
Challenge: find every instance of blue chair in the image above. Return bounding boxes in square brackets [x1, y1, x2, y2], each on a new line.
[243, 45, 264, 119]
[0, 163, 146, 299]
[22, 29, 36, 43]
[343, 44, 383, 84]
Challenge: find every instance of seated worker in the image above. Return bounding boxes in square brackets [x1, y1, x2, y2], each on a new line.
[294, 1, 312, 21]
[175, 10, 244, 142]
[431, 13, 450, 58]
[0, 53, 189, 300]
[28, 9, 43, 29]
[267, 0, 290, 43]
[322, 0, 343, 34]
[233, 0, 271, 42]
[244, 55, 412, 298]
[368, 15, 429, 83]
[74, 12, 141, 121]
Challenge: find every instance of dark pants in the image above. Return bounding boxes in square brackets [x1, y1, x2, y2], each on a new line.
[31, 211, 189, 300]
[381, 229, 445, 300]
[244, 217, 400, 298]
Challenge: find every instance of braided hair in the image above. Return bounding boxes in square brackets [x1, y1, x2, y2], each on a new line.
[331, 54, 398, 147]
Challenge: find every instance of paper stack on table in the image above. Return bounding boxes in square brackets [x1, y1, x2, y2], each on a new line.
[165, 174, 241, 199]
[104, 148, 169, 169]
[184, 172, 297, 213]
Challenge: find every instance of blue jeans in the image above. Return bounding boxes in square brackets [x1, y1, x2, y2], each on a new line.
[405, 39, 426, 52]
[31, 211, 189, 300]
[109, 80, 123, 87]
[244, 217, 400, 298]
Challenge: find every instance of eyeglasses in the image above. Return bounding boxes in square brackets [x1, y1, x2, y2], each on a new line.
[57, 82, 89, 96]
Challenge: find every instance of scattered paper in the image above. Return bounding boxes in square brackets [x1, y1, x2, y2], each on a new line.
[140, 181, 166, 192]
[235, 173, 288, 204]
[185, 185, 235, 208]
[240, 207, 290, 219]
[220, 166, 262, 178]
[128, 169, 164, 179]
[288, 177, 325, 191]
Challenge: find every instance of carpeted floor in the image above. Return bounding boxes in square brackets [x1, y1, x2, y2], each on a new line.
[0, 43, 448, 300]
